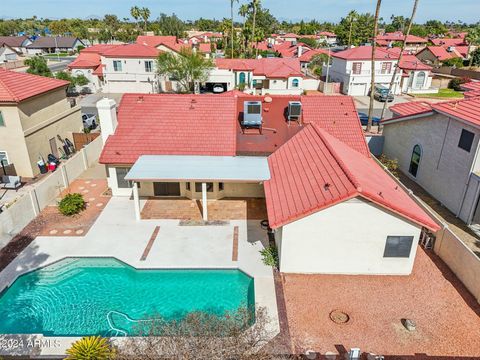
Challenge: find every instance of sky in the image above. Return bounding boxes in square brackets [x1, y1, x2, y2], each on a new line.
[1, 0, 479, 24]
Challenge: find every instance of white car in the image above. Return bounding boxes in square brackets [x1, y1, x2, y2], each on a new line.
[82, 113, 97, 129]
[212, 84, 225, 93]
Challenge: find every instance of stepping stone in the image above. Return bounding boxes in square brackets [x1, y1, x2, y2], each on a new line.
[85, 181, 91, 184]
[88, 197, 96, 201]
[79, 186, 85, 190]
[96, 203, 103, 207]
[82, 189, 89, 194]
[75, 229, 84, 235]
[63, 230, 72, 235]
[90, 183, 97, 187]
[49, 229, 58, 235]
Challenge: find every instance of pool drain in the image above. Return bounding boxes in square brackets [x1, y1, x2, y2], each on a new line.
[329, 310, 350, 324]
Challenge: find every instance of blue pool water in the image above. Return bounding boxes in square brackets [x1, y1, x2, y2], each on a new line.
[0, 258, 255, 336]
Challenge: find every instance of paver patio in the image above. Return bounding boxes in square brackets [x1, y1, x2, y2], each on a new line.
[280, 248, 480, 358]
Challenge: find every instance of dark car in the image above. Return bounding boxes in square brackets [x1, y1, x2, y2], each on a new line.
[373, 85, 394, 102]
[358, 112, 381, 126]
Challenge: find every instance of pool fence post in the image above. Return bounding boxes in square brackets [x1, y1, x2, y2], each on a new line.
[133, 182, 141, 221]
[202, 182, 208, 221]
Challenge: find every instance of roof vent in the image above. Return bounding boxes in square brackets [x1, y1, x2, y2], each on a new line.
[288, 101, 302, 121]
[137, 96, 144, 103]
[243, 101, 262, 127]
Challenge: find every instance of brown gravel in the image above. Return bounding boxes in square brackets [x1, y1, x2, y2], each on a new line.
[279, 248, 480, 358]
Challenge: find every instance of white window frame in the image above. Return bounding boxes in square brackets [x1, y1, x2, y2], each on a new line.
[0, 151, 9, 165]
[0, 111, 5, 127]
[144, 60, 153, 73]
[113, 60, 122, 72]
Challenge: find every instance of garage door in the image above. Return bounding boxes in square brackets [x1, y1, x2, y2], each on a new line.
[349, 83, 368, 96]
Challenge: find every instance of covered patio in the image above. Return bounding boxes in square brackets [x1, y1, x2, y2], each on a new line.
[125, 155, 271, 221]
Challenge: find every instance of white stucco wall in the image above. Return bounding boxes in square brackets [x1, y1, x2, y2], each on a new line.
[276, 197, 422, 275]
[101, 57, 158, 94]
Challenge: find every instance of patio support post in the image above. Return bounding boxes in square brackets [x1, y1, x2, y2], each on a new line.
[202, 182, 208, 221]
[133, 182, 140, 221]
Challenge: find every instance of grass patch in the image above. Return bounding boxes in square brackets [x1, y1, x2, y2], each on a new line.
[413, 88, 464, 99]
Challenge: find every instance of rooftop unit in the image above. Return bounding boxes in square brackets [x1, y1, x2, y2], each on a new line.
[288, 101, 302, 122]
[243, 101, 262, 128]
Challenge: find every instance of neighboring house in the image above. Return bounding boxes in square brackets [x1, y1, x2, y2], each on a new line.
[376, 32, 427, 52]
[317, 31, 337, 46]
[324, 46, 402, 96]
[382, 96, 480, 227]
[0, 35, 32, 54]
[210, 58, 305, 95]
[26, 36, 85, 55]
[277, 33, 299, 43]
[299, 48, 330, 70]
[0, 69, 83, 178]
[136, 35, 214, 58]
[99, 43, 160, 93]
[430, 38, 467, 47]
[0, 44, 18, 62]
[397, 54, 436, 94]
[97, 93, 439, 275]
[416, 45, 466, 66]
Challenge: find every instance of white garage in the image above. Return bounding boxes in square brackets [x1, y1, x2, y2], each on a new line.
[348, 82, 368, 96]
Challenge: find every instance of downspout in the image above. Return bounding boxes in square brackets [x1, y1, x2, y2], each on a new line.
[457, 135, 480, 218]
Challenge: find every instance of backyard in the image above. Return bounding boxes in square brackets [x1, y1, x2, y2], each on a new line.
[412, 88, 464, 99]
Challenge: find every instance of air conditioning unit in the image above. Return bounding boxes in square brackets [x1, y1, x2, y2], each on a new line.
[243, 101, 262, 127]
[288, 101, 302, 120]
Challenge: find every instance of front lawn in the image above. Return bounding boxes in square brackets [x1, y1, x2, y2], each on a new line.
[413, 88, 464, 99]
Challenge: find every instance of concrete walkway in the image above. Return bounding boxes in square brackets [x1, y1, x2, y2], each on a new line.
[0, 196, 279, 357]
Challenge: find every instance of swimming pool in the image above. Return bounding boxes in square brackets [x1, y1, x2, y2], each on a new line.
[0, 258, 255, 337]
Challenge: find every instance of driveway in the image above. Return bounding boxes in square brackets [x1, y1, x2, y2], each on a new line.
[354, 94, 411, 119]
[79, 92, 124, 116]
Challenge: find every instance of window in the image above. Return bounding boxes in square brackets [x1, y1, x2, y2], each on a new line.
[115, 167, 131, 188]
[0, 111, 4, 127]
[381, 62, 392, 74]
[144, 60, 153, 73]
[415, 71, 426, 89]
[0, 151, 8, 166]
[292, 78, 299, 88]
[352, 62, 362, 74]
[458, 129, 475, 152]
[239, 72, 246, 84]
[195, 182, 213, 192]
[219, 182, 224, 191]
[409, 145, 422, 177]
[186, 182, 191, 191]
[383, 236, 414, 258]
[113, 60, 122, 72]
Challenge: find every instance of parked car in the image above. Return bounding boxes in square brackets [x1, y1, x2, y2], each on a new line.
[358, 112, 381, 126]
[373, 85, 394, 102]
[212, 84, 225, 93]
[80, 87, 93, 95]
[82, 113, 97, 129]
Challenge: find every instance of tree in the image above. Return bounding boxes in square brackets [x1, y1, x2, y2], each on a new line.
[238, 3, 250, 54]
[130, 6, 141, 30]
[25, 56, 52, 77]
[230, 0, 239, 58]
[298, 37, 318, 49]
[156, 48, 214, 93]
[116, 307, 275, 360]
[158, 13, 186, 38]
[308, 53, 330, 77]
[470, 48, 480, 67]
[465, 27, 480, 67]
[335, 12, 375, 46]
[367, 0, 382, 133]
[250, 0, 260, 56]
[139, 7, 151, 31]
[443, 57, 464, 68]
[346, 10, 358, 47]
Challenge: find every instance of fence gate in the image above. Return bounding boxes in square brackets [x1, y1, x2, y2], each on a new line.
[73, 132, 100, 150]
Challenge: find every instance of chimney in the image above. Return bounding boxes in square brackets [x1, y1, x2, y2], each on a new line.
[96, 97, 118, 144]
[298, 45, 303, 57]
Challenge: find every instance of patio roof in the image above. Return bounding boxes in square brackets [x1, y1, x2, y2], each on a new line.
[125, 155, 270, 182]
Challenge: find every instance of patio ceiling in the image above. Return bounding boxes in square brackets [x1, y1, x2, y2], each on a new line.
[125, 155, 271, 182]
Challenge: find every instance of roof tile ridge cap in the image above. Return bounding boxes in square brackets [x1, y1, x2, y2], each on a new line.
[0, 72, 20, 102]
[310, 124, 363, 193]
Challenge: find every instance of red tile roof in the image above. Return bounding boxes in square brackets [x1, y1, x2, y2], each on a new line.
[299, 48, 330, 62]
[318, 31, 336, 37]
[376, 32, 427, 44]
[82, 44, 122, 54]
[431, 38, 466, 47]
[0, 69, 69, 103]
[215, 58, 302, 78]
[419, 46, 462, 61]
[464, 90, 480, 98]
[389, 101, 433, 117]
[461, 81, 480, 92]
[101, 43, 160, 58]
[332, 46, 399, 61]
[136, 35, 178, 48]
[68, 52, 101, 69]
[264, 122, 440, 231]
[398, 55, 432, 71]
[99, 94, 237, 164]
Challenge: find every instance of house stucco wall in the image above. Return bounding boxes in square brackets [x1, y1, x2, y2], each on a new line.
[382, 114, 480, 221]
[277, 197, 422, 275]
[101, 57, 158, 94]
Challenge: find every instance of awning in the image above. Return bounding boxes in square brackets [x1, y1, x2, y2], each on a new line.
[125, 155, 270, 182]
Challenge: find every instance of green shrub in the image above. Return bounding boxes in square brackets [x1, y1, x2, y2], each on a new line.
[58, 193, 86, 216]
[66, 336, 115, 360]
[378, 154, 400, 178]
[260, 245, 279, 268]
[448, 76, 471, 91]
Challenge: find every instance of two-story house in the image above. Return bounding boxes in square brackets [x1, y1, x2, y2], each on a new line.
[376, 32, 427, 52]
[209, 58, 305, 95]
[382, 97, 480, 227]
[100, 43, 160, 93]
[324, 46, 402, 96]
[0, 69, 82, 178]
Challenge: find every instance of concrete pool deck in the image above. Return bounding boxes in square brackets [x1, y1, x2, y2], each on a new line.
[0, 197, 279, 358]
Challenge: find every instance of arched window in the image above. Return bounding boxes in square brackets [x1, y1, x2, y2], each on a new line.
[239, 72, 246, 84]
[409, 145, 422, 177]
[292, 78, 299, 88]
[415, 72, 426, 89]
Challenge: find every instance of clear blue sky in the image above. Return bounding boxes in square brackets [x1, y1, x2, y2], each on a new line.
[2, 0, 479, 23]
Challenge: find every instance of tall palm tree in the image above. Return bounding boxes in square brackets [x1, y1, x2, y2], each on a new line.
[130, 6, 140, 30]
[346, 10, 358, 47]
[367, 0, 382, 133]
[250, 0, 260, 57]
[380, 0, 420, 123]
[466, 28, 480, 67]
[230, 0, 239, 58]
[238, 3, 249, 55]
[140, 7, 150, 31]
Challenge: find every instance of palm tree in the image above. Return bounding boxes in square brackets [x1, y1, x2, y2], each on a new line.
[346, 10, 358, 47]
[140, 7, 150, 31]
[230, 0, 239, 58]
[250, 0, 260, 57]
[380, 0, 420, 123]
[238, 3, 249, 55]
[367, 0, 382, 133]
[466, 28, 480, 67]
[130, 6, 140, 30]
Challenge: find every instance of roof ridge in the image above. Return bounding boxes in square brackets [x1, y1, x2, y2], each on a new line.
[310, 124, 363, 192]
